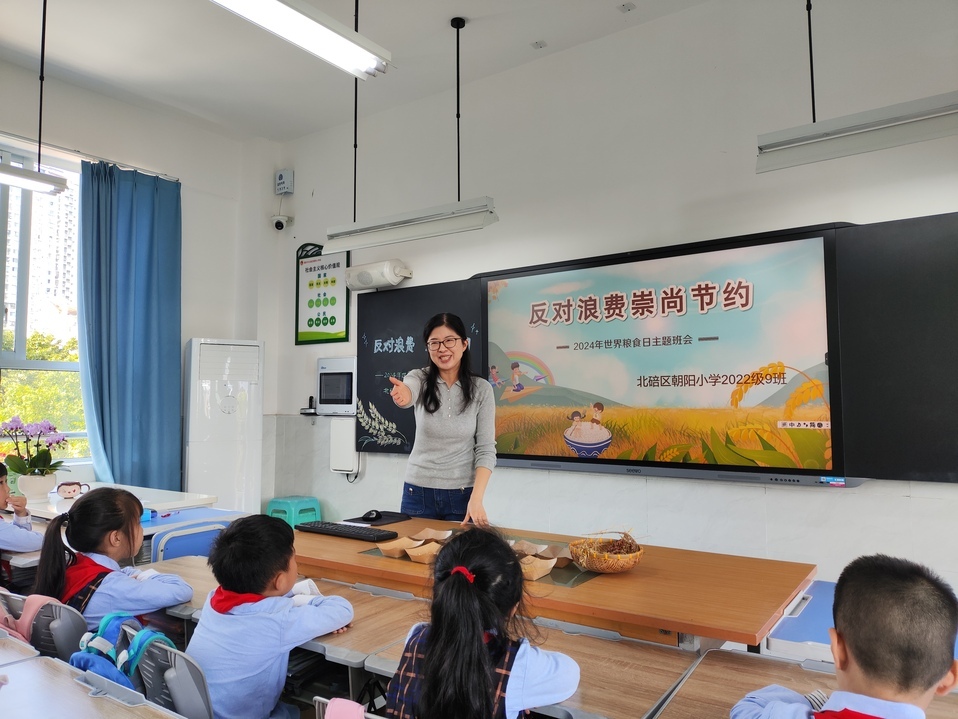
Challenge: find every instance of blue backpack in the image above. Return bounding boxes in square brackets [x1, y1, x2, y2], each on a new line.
[69, 612, 175, 690]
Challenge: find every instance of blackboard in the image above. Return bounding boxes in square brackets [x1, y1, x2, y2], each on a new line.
[356, 279, 483, 454]
[836, 212, 958, 482]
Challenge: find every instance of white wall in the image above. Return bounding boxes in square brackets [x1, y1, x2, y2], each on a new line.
[1, 56, 283, 489]
[272, 0, 958, 588]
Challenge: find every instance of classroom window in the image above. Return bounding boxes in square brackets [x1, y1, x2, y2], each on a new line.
[0, 147, 89, 459]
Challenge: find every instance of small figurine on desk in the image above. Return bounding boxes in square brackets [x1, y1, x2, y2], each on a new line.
[56, 481, 90, 499]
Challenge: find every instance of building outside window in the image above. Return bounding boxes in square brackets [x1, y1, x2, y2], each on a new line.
[1, 146, 89, 461]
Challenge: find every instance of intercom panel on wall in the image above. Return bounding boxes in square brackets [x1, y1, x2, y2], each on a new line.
[316, 356, 357, 415]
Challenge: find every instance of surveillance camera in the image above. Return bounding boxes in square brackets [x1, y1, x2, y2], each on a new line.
[271, 215, 292, 231]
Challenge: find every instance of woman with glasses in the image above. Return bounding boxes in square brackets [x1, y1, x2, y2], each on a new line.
[389, 313, 496, 527]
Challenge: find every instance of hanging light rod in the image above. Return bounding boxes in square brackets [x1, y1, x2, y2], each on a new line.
[208, 0, 391, 79]
[0, 0, 67, 196]
[0, 163, 68, 194]
[325, 197, 499, 252]
[757, 90, 958, 172]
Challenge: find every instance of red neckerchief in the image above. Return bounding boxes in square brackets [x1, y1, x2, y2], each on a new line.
[62, 553, 113, 603]
[210, 586, 265, 613]
[814, 710, 884, 719]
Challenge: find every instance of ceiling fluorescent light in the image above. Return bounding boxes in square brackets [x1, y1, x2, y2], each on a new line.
[209, 0, 391, 79]
[0, 163, 67, 195]
[757, 91, 958, 173]
[326, 197, 499, 252]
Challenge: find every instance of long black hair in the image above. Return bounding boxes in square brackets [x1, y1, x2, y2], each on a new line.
[419, 312, 476, 414]
[418, 527, 532, 719]
[33, 487, 143, 599]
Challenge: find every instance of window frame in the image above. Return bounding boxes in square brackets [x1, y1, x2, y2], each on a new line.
[1, 145, 88, 459]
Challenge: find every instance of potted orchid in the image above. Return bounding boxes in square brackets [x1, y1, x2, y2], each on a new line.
[2, 416, 70, 500]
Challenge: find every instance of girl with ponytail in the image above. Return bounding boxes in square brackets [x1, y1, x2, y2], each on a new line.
[33, 486, 192, 629]
[385, 527, 579, 719]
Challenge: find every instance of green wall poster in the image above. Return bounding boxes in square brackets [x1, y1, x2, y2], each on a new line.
[295, 244, 349, 344]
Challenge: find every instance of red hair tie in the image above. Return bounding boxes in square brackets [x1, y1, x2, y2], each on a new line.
[450, 565, 475, 583]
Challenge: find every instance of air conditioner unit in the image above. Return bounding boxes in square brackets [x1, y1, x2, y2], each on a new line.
[344, 259, 412, 291]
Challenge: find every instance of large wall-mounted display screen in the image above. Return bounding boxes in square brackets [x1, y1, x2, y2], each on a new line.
[484, 232, 847, 486]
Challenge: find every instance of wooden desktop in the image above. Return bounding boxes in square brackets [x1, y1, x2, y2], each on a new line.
[294, 518, 816, 649]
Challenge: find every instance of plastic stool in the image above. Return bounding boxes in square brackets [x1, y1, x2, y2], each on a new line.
[267, 496, 322, 527]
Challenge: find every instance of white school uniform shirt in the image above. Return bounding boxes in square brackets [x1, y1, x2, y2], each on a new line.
[0, 513, 44, 552]
[79, 552, 194, 630]
[187, 590, 354, 719]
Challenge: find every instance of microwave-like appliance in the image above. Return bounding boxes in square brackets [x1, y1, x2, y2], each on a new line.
[315, 356, 357, 415]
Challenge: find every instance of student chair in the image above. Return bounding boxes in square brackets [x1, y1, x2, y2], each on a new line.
[315, 696, 380, 719]
[0, 589, 86, 660]
[123, 624, 214, 719]
[31, 601, 88, 661]
[149, 521, 231, 563]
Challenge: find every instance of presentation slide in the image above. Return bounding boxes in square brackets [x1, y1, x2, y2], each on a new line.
[486, 236, 833, 472]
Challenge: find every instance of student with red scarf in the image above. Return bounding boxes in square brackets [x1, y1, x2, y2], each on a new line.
[732, 555, 958, 719]
[187, 514, 353, 719]
[33, 486, 192, 630]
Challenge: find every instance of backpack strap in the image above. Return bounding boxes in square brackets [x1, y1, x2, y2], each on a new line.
[117, 628, 175, 677]
[77, 612, 141, 661]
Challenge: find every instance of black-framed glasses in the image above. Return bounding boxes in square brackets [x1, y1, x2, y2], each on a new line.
[426, 337, 464, 351]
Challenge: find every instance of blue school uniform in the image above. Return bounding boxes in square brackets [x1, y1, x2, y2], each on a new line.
[732, 685, 925, 719]
[187, 589, 354, 719]
[0, 513, 44, 552]
[69, 552, 193, 630]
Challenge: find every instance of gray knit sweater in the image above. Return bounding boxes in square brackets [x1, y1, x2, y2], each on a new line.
[399, 369, 497, 489]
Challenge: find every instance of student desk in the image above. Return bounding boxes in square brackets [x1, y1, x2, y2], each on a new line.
[366, 625, 699, 719]
[0, 655, 182, 718]
[0, 631, 39, 666]
[653, 649, 958, 719]
[23, 481, 217, 521]
[294, 519, 816, 649]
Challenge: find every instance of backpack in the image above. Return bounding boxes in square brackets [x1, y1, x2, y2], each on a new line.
[0, 588, 61, 643]
[69, 612, 175, 690]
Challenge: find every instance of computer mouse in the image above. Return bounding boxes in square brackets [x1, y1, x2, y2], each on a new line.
[362, 509, 382, 522]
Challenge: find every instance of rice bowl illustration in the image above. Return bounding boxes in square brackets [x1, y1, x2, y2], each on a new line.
[563, 424, 612, 457]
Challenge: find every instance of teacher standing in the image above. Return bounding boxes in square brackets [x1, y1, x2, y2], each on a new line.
[389, 313, 496, 527]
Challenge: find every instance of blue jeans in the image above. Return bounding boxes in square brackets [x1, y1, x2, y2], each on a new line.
[401, 483, 472, 522]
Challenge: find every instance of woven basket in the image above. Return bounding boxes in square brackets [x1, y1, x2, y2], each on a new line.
[568, 532, 644, 574]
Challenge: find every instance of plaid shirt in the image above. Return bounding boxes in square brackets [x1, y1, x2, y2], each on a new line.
[385, 624, 524, 719]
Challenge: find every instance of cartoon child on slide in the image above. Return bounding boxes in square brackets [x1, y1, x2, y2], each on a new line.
[567, 411, 584, 438]
[510, 361, 524, 392]
[590, 402, 604, 425]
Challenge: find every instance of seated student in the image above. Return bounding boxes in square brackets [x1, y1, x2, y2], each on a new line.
[732, 554, 958, 719]
[187, 514, 354, 719]
[32, 486, 192, 629]
[0, 464, 44, 553]
[385, 526, 580, 719]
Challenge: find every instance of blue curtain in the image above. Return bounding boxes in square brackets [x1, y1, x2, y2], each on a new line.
[78, 162, 182, 489]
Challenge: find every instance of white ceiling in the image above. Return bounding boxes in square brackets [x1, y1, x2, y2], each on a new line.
[0, 0, 709, 142]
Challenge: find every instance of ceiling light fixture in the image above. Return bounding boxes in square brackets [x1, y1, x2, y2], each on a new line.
[326, 196, 498, 252]
[209, 0, 390, 79]
[756, 4, 958, 172]
[324, 17, 497, 251]
[757, 91, 958, 172]
[0, 0, 67, 196]
[0, 163, 67, 194]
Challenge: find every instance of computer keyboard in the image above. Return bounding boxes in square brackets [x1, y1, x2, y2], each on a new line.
[294, 520, 399, 542]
